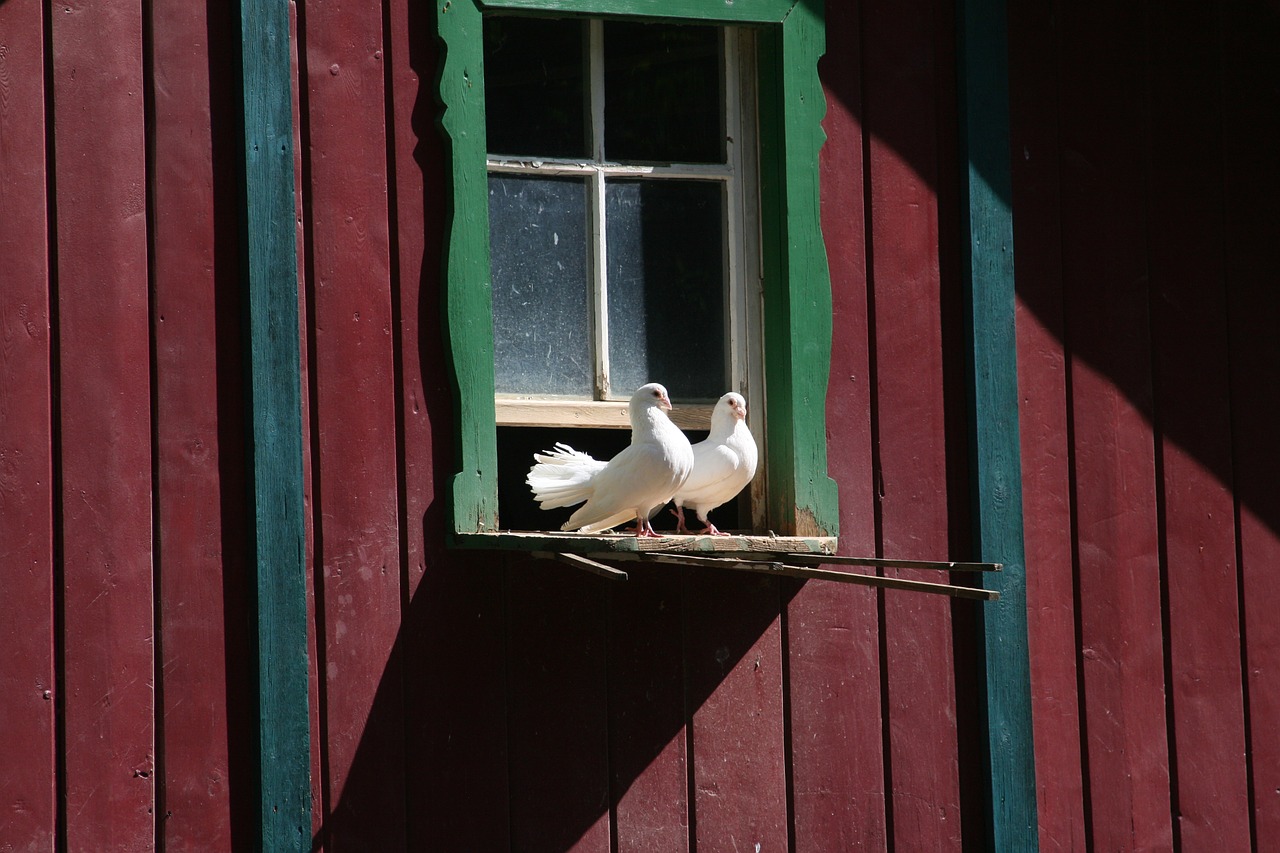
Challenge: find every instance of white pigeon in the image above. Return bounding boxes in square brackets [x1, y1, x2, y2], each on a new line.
[670, 391, 758, 536]
[527, 383, 694, 537]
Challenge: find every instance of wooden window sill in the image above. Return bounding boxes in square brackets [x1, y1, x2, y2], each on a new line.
[451, 531, 999, 600]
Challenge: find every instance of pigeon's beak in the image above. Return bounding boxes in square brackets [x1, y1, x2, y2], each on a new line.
[661, 393, 672, 411]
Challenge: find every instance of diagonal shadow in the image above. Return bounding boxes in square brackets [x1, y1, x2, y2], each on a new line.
[309, 0, 1280, 850]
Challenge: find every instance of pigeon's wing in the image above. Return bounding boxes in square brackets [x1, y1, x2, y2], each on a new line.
[565, 442, 681, 532]
[675, 442, 744, 506]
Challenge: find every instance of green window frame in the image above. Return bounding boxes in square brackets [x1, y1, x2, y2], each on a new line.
[437, 0, 838, 540]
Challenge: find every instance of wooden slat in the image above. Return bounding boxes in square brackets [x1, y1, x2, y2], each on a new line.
[238, 0, 312, 845]
[781, 3, 889, 842]
[506, 558, 611, 852]
[497, 398, 715, 430]
[777, 553, 999, 572]
[383, 3, 514, 847]
[50, 0, 156, 846]
[1007, 0, 1088, 847]
[630, 554, 997, 600]
[150, 0, 248, 847]
[608, 565, 691, 853]
[1057, 1, 1173, 847]
[956, 0, 1040, 844]
[685, 572, 789, 853]
[0, 0, 56, 847]
[1146, 3, 1252, 850]
[298, 0, 405, 845]
[862, 0, 964, 841]
[535, 551, 629, 580]
[453, 530, 836, 555]
[1221, 3, 1280, 847]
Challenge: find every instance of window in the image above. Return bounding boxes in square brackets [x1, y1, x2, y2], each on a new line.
[437, 0, 838, 546]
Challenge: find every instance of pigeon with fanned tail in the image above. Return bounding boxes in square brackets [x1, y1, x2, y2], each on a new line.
[670, 391, 757, 536]
[527, 383, 694, 537]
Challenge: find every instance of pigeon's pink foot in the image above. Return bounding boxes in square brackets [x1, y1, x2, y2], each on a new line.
[668, 506, 691, 534]
[700, 521, 728, 536]
[635, 518, 662, 537]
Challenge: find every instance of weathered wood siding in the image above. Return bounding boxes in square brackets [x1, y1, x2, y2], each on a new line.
[2, 0, 1277, 851]
[1010, 0, 1280, 850]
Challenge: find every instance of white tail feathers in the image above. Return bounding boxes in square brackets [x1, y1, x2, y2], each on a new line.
[526, 443, 607, 510]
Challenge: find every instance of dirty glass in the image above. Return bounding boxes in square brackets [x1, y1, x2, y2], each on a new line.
[603, 21, 723, 164]
[489, 174, 593, 396]
[484, 16, 587, 159]
[605, 178, 725, 399]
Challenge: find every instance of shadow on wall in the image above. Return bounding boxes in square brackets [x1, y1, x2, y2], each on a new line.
[308, 0, 1280, 850]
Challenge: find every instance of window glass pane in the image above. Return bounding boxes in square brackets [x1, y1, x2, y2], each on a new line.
[484, 16, 587, 159]
[604, 22, 723, 164]
[605, 179, 725, 399]
[489, 174, 593, 396]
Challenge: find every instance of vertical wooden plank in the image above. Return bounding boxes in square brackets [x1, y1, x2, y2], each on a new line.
[1145, 2, 1252, 850]
[956, 0, 1038, 847]
[862, 0, 963, 845]
[686, 573, 789, 853]
[784, 1, 890, 847]
[1007, 0, 1088, 847]
[296, 0, 406, 845]
[150, 0, 249, 847]
[386, 0, 513, 847]
[48, 0, 156, 847]
[434, 0, 500, 534]
[0, 2, 56, 848]
[237, 0, 312, 846]
[609, 567, 690, 853]
[1221, 3, 1280, 847]
[506, 560, 611, 853]
[758, 4, 841, 538]
[1057, 3, 1173, 849]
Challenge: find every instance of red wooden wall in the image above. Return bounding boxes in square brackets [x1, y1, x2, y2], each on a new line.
[2, 0, 1277, 851]
[1010, 0, 1280, 850]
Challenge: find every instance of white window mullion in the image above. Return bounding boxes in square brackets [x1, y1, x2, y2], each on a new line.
[723, 27, 747, 397]
[588, 19, 610, 400]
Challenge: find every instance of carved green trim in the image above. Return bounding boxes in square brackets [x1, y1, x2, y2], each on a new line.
[435, 0, 838, 537]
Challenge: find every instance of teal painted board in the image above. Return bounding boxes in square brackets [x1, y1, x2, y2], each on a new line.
[956, 0, 1038, 848]
[237, 0, 312, 849]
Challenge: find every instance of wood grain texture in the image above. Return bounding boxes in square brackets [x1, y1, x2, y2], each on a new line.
[297, 0, 406, 844]
[757, 8, 840, 537]
[438, 0, 839, 536]
[862, 0, 964, 844]
[1221, 2, 1280, 846]
[1146, 2, 1251, 849]
[608, 567, 690, 853]
[150, 0, 250, 846]
[686, 573, 789, 853]
[479, 0, 796, 23]
[956, 0, 1039, 845]
[1056, 2, 1173, 848]
[0, 1, 56, 847]
[238, 0, 312, 845]
[506, 559, 611, 853]
[1007, 0, 1088, 847]
[49, 0, 156, 847]
[435, 0, 500, 533]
